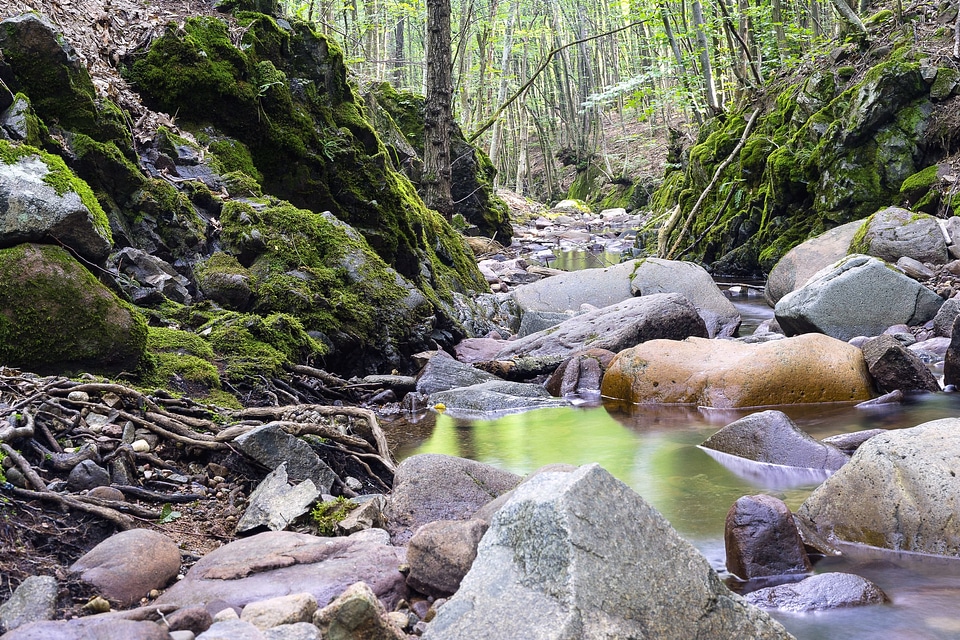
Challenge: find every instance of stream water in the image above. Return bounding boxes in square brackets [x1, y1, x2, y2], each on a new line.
[385, 288, 960, 638]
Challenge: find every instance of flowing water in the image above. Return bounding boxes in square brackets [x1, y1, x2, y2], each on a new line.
[385, 283, 960, 639]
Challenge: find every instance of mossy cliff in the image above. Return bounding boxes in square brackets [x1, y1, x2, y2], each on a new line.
[650, 26, 956, 276]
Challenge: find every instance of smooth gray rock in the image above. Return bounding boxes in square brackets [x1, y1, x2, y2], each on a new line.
[197, 619, 266, 640]
[701, 410, 849, 471]
[0, 576, 58, 633]
[423, 464, 793, 640]
[725, 495, 811, 580]
[155, 529, 407, 612]
[745, 572, 888, 612]
[765, 220, 864, 306]
[70, 529, 181, 607]
[516, 310, 575, 337]
[0, 618, 170, 640]
[933, 296, 960, 337]
[236, 464, 320, 534]
[861, 334, 940, 393]
[262, 622, 320, 640]
[857, 206, 948, 265]
[415, 354, 500, 395]
[428, 380, 569, 417]
[629, 257, 741, 337]
[66, 460, 110, 491]
[797, 418, 960, 555]
[406, 519, 488, 598]
[385, 454, 520, 546]
[510, 259, 637, 313]
[234, 424, 336, 494]
[774, 254, 944, 341]
[821, 429, 887, 455]
[239, 592, 317, 630]
[494, 293, 708, 362]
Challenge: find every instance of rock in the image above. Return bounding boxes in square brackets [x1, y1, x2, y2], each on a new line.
[744, 572, 888, 612]
[896, 255, 936, 280]
[195, 251, 252, 311]
[0, 618, 170, 640]
[944, 316, 960, 387]
[337, 495, 387, 534]
[110, 247, 192, 304]
[543, 348, 616, 396]
[797, 418, 960, 554]
[155, 529, 407, 611]
[0, 244, 148, 374]
[629, 258, 741, 337]
[861, 334, 940, 393]
[452, 337, 504, 364]
[0, 145, 112, 262]
[0, 576, 58, 633]
[774, 254, 943, 341]
[855, 390, 904, 408]
[933, 296, 960, 337]
[385, 454, 520, 545]
[601, 334, 874, 408]
[415, 353, 500, 395]
[196, 619, 266, 639]
[493, 293, 708, 363]
[516, 309, 575, 337]
[87, 486, 125, 502]
[855, 206, 948, 265]
[821, 429, 887, 455]
[240, 593, 317, 630]
[313, 582, 406, 640]
[725, 495, 811, 580]
[235, 463, 320, 534]
[702, 410, 849, 470]
[262, 622, 320, 640]
[163, 606, 213, 634]
[406, 519, 488, 598]
[70, 529, 181, 607]
[909, 336, 951, 361]
[427, 380, 569, 417]
[422, 464, 791, 640]
[234, 424, 336, 494]
[509, 259, 637, 314]
[66, 460, 111, 491]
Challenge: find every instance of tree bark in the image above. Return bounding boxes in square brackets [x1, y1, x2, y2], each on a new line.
[424, 0, 454, 216]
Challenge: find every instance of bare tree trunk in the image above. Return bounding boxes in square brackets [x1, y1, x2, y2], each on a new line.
[830, 0, 868, 34]
[488, 0, 518, 170]
[424, 0, 454, 216]
[692, 0, 720, 114]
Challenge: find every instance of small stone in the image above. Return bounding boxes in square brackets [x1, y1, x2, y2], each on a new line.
[0, 575, 59, 632]
[67, 391, 90, 403]
[169, 631, 197, 640]
[240, 592, 318, 630]
[84, 595, 111, 613]
[87, 486, 125, 502]
[67, 460, 111, 491]
[213, 607, 240, 622]
[132, 439, 151, 452]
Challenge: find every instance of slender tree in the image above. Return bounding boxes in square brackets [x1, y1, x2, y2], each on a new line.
[424, 0, 454, 216]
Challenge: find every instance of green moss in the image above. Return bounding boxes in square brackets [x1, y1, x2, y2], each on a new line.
[848, 215, 874, 254]
[900, 165, 939, 195]
[202, 136, 263, 183]
[864, 9, 894, 26]
[205, 311, 321, 383]
[311, 496, 357, 535]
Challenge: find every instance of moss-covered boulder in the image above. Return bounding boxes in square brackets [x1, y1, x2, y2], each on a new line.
[850, 206, 948, 264]
[0, 243, 147, 373]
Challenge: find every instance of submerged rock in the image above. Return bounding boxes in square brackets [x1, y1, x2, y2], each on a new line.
[427, 380, 569, 417]
[745, 572, 888, 612]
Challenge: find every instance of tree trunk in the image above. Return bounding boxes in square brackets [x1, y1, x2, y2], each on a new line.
[424, 0, 454, 216]
[692, 0, 720, 114]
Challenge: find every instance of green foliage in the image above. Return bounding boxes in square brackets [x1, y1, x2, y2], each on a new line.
[311, 496, 357, 535]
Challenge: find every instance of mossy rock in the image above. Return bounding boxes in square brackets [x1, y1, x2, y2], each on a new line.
[205, 311, 320, 382]
[0, 243, 147, 374]
[143, 326, 221, 393]
[195, 251, 254, 310]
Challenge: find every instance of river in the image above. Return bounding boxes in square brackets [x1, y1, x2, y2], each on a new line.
[385, 290, 960, 639]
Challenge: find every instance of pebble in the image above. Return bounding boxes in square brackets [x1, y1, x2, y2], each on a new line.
[67, 391, 90, 403]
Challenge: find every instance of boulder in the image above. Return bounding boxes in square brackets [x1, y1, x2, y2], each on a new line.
[0, 145, 112, 262]
[234, 424, 336, 493]
[702, 410, 849, 471]
[452, 337, 504, 364]
[0, 244, 148, 374]
[69, 529, 181, 607]
[406, 519, 488, 598]
[239, 592, 317, 630]
[509, 260, 637, 314]
[543, 348, 616, 396]
[629, 258, 741, 337]
[110, 247, 192, 304]
[725, 495, 811, 580]
[861, 334, 940, 393]
[0, 576, 58, 634]
[797, 418, 960, 555]
[313, 582, 406, 640]
[385, 454, 520, 545]
[601, 334, 874, 408]
[855, 206, 948, 265]
[415, 353, 500, 395]
[155, 529, 407, 611]
[744, 572, 888, 612]
[0, 618, 170, 640]
[493, 293, 708, 363]
[774, 254, 943, 341]
[235, 464, 321, 534]
[422, 464, 791, 640]
[933, 296, 960, 337]
[427, 380, 569, 417]
[821, 429, 886, 455]
[946, 316, 960, 387]
[764, 221, 865, 306]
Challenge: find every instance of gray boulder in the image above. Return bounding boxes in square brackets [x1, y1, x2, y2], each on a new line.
[765, 220, 864, 306]
[428, 380, 569, 417]
[861, 334, 940, 393]
[110, 247, 192, 305]
[406, 519, 488, 598]
[725, 495, 811, 580]
[629, 257, 741, 337]
[933, 296, 960, 337]
[155, 529, 407, 611]
[855, 206, 948, 265]
[235, 463, 320, 534]
[0, 619, 170, 640]
[797, 418, 960, 555]
[415, 354, 500, 395]
[0, 576, 58, 634]
[745, 572, 887, 612]
[385, 454, 520, 545]
[494, 293, 708, 362]
[313, 582, 406, 640]
[701, 410, 849, 471]
[234, 424, 336, 494]
[774, 254, 943, 341]
[422, 464, 792, 640]
[510, 259, 637, 314]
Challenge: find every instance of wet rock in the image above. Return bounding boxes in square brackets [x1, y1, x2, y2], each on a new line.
[385, 454, 520, 545]
[406, 519, 488, 598]
[494, 293, 708, 363]
[857, 206, 948, 265]
[70, 529, 181, 607]
[313, 582, 406, 640]
[428, 380, 569, 417]
[156, 529, 407, 611]
[414, 353, 500, 395]
[240, 592, 317, 630]
[235, 463, 320, 534]
[422, 464, 792, 640]
[702, 410, 848, 471]
[543, 348, 616, 396]
[66, 460, 111, 491]
[629, 257, 741, 337]
[774, 254, 943, 341]
[861, 334, 940, 393]
[797, 418, 960, 555]
[602, 334, 874, 408]
[725, 495, 811, 580]
[744, 572, 888, 612]
[821, 429, 887, 455]
[0, 576, 58, 633]
[909, 336, 951, 361]
[234, 424, 336, 494]
[944, 316, 960, 387]
[0, 618, 170, 640]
